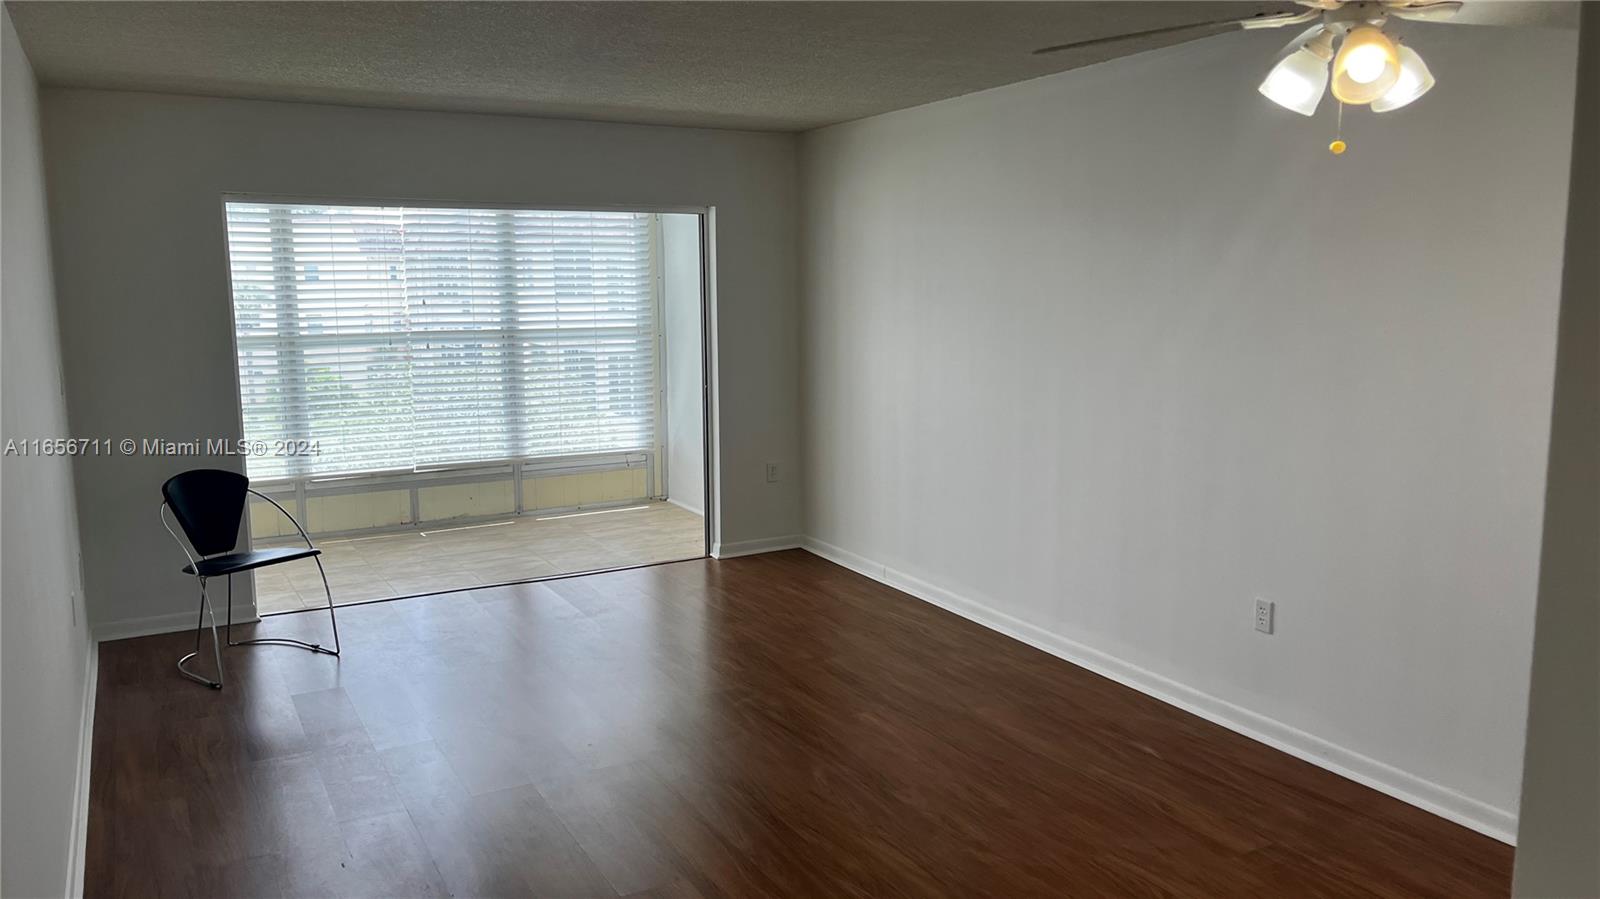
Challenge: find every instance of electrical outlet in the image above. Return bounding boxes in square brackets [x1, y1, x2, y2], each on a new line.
[1254, 598, 1275, 635]
[765, 462, 780, 483]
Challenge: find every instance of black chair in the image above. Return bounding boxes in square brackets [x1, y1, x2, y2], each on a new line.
[160, 469, 340, 689]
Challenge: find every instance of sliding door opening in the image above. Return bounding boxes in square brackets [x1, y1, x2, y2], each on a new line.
[222, 199, 710, 614]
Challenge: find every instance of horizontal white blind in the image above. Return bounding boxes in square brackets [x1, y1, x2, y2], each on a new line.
[225, 202, 657, 480]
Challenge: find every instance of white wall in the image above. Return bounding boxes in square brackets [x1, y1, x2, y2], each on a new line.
[800, 23, 1576, 835]
[40, 90, 800, 632]
[1514, 6, 1599, 896]
[1, 8, 94, 897]
[662, 212, 706, 516]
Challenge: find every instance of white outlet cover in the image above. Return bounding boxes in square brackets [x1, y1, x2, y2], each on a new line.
[1254, 599, 1274, 634]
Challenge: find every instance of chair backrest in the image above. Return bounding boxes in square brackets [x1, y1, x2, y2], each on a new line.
[161, 469, 248, 557]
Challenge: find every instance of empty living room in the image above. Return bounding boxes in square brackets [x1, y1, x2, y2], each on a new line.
[2, 2, 1596, 897]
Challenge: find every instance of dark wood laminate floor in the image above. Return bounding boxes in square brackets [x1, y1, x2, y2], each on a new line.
[87, 550, 1512, 898]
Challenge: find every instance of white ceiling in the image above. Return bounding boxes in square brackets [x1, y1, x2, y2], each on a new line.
[5, 1, 1302, 131]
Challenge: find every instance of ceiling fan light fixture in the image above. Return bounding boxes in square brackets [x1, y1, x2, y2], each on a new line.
[1330, 25, 1401, 105]
[1372, 43, 1435, 112]
[1258, 27, 1334, 116]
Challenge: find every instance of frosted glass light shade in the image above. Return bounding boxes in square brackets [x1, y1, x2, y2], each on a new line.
[1372, 44, 1436, 112]
[1259, 46, 1330, 116]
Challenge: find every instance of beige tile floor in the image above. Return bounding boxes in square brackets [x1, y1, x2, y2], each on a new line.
[252, 500, 705, 614]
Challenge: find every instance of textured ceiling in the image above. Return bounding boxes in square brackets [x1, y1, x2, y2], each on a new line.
[4, 1, 1302, 131]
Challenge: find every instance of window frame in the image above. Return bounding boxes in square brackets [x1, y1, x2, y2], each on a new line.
[216, 193, 715, 553]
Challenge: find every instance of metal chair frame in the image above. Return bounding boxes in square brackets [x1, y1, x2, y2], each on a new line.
[161, 487, 340, 689]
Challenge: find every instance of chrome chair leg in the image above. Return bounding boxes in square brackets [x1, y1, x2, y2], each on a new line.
[177, 577, 224, 689]
[224, 568, 340, 657]
[315, 555, 342, 656]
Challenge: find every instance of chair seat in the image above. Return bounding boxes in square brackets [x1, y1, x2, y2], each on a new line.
[183, 547, 321, 577]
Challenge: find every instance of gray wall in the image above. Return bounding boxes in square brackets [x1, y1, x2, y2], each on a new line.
[663, 213, 706, 516]
[1513, 4, 1600, 896]
[1, 8, 93, 897]
[40, 90, 801, 632]
[799, 23, 1576, 834]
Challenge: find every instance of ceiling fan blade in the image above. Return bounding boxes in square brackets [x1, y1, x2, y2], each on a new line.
[1032, 19, 1240, 55]
[1032, 9, 1320, 56]
[1387, 2, 1463, 23]
[1426, 1, 1580, 28]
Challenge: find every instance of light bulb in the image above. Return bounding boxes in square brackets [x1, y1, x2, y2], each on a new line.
[1331, 26, 1401, 105]
[1343, 44, 1389, 84]
[1373, 44, 1436, 112]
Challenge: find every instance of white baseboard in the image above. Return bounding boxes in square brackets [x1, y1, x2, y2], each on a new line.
[95, 607, 260, 643]
[665, 496, 704, 517]
[711, 535, 802, 559]
[68, 640, 98, 899]
[799, 536, 1518, 845]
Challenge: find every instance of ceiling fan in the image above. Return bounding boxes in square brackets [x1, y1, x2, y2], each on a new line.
[1033, 0, 1486, 149]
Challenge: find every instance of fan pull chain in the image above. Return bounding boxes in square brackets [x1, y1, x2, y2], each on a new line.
[1329, 102, 1348, 155]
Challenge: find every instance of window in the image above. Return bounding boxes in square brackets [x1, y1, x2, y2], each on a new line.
[224, 201, 658, 480]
